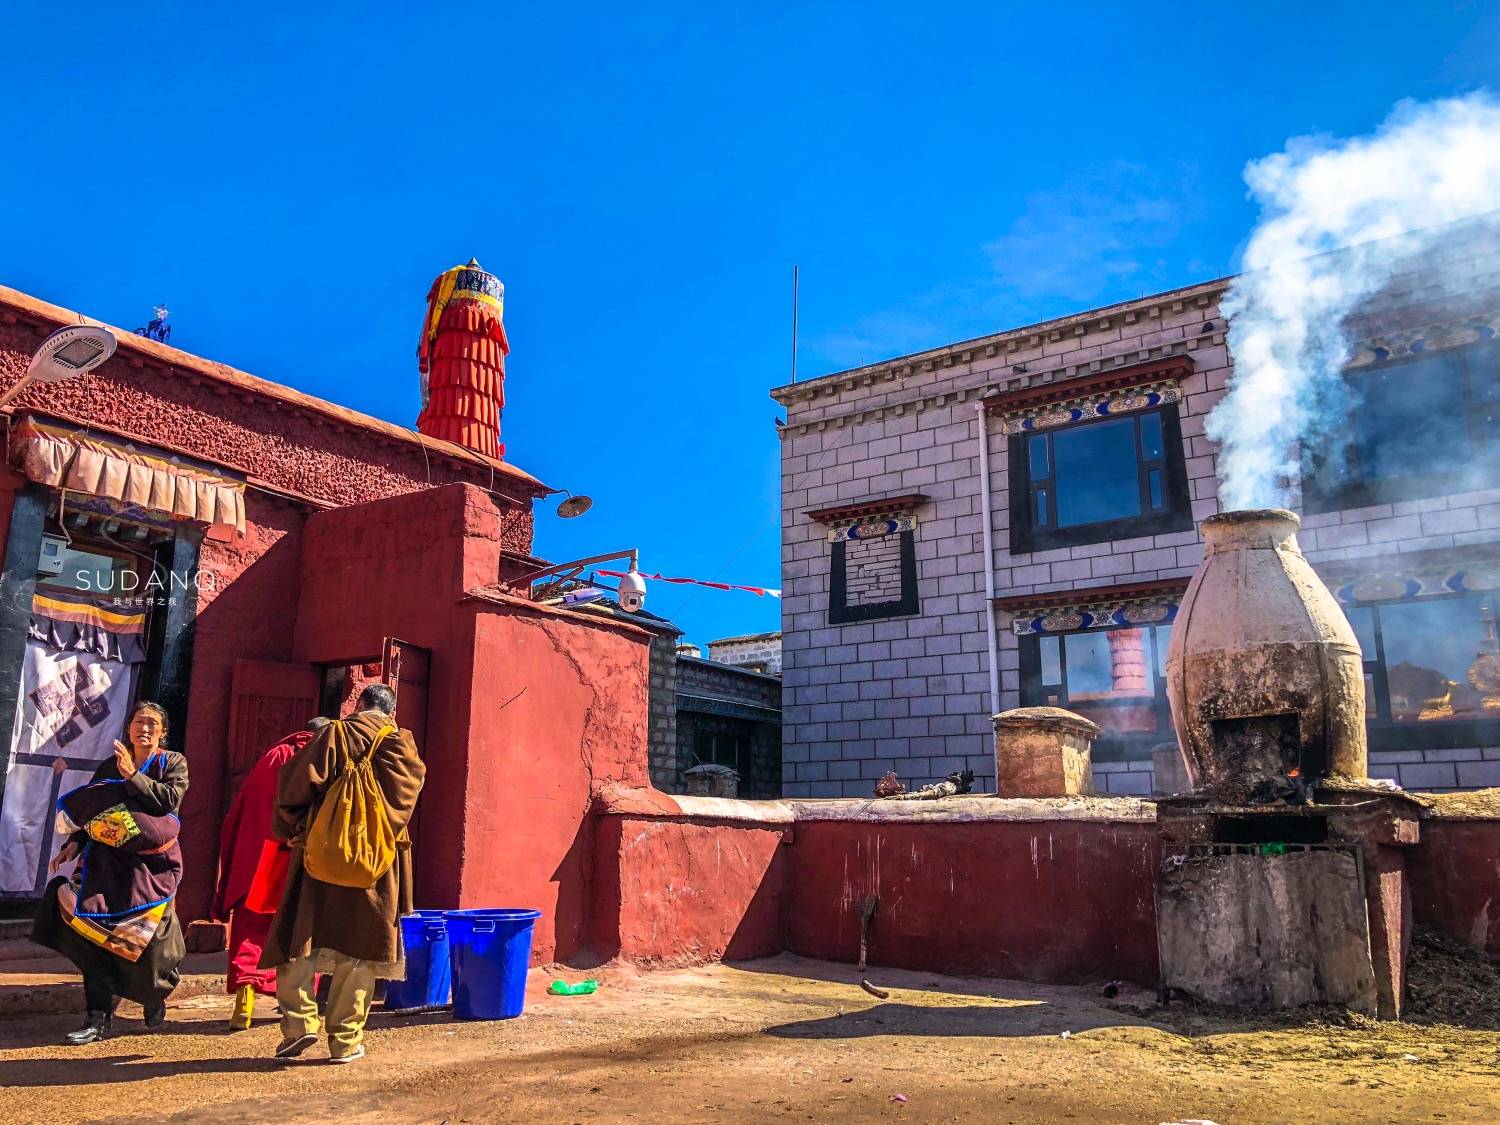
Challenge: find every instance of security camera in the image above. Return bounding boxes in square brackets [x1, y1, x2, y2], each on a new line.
[618, 568, 647, 613]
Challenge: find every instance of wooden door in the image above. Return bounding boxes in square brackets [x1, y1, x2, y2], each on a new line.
[380, 638, 430, 749]
[226, 659, 320, 801]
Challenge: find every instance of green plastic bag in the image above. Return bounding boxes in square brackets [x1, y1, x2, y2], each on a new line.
[549, 979, 599, 996]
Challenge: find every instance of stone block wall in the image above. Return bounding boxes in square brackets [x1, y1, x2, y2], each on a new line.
[674, 656, 782, 798]
[647, 628, 681, 791]
[707, 633, 783, 674]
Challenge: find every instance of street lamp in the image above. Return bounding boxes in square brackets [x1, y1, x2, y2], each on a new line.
[0, 324, 118, 408]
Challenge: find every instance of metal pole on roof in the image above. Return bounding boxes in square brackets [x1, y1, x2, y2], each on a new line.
[791, 265, 799, 384]
[976, 401, 1002, 788]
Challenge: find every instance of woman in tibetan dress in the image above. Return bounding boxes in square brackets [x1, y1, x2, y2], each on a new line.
[32, 700, 189, 1044]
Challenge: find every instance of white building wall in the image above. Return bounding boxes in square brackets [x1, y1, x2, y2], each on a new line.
[776, 247, 1500, 797]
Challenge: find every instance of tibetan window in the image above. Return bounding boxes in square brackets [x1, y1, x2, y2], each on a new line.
[1303, 341, 1500, 512]
[1325, 553, 1500, 751]
[992, 362, 1194, 553]
[1002, 580, 1186, 763]
[808, 495, 926, 625]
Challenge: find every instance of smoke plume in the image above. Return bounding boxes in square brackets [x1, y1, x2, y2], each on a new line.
[1207, 93, 1500, 511]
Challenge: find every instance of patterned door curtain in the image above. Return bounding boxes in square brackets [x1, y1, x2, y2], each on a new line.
[0, 589, 146, 896]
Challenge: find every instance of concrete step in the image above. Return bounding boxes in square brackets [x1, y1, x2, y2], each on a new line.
[0, 951, 227, 1019]
[0, 918, 32, 943]
[0, 937, 47, 962]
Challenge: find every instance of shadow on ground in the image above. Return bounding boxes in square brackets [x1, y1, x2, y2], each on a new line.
[1, 1052, 280, 1087]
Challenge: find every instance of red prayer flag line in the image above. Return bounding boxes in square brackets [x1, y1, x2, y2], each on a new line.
[595, 569, 781, 598]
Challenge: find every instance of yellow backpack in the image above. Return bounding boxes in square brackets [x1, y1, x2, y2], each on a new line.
[302, 721, 398, 888]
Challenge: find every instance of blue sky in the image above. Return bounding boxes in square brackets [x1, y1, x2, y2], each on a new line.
[3, 3, 1496, 648]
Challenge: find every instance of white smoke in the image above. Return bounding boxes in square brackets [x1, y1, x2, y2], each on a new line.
[1207, 93, 1500, 511]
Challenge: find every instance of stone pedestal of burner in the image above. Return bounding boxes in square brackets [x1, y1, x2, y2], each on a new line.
[1154, 786, 1424, 1019]
[993, 706, 1099, 798]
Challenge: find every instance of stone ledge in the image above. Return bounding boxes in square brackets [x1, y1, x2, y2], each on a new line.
[788, 795, 1154, 823]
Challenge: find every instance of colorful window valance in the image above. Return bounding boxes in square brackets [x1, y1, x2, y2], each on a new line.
[995, 578, 1189, 636]
[983, 356, 1193, 435]
[11, 418, 245, 536]
[29, 587, 148, 664]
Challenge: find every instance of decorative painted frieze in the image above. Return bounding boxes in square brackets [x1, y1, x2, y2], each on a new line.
[1346, 318, 1499, 368]
[825, 510, 918, 544]
[1331, 559, 1500, 604]
[998, 381, 1183, 436]
[1010, 597, 1178, 636]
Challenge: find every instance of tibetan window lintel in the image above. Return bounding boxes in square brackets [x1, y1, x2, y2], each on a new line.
[806, 493, 929, 524]
[983, 356, 1193, 433]
[824, 496, 924, 625]
[1322, 553, 1500, 605]
[995, 578, 1189, 636]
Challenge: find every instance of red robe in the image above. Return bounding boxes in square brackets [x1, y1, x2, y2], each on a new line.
[214, 729, 313, 993]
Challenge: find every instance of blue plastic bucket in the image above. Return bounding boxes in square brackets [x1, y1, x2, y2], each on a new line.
[446, 908, 541, 1020]
[385, 911, 451, 1010]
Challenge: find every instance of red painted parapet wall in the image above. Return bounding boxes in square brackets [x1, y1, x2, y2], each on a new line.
[590, 800, 792, 966]
[1407, 817, 1500, 964]
[786, 813, 1160, 983]
[589, 797, 1161, 984]
[587, 798, 1500, 984]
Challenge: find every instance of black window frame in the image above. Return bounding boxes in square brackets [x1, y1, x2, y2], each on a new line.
[1017, 621, 1175, 763]
[829, 528, 919, 625]
[1009, 404, 1194, 554]
[1342, 591, 1500, 752]
[1303, 343, 1500, 513]
[694, 728, 744, 770]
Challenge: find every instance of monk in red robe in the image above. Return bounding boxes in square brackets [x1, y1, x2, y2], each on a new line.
[213, 717, 330, 1030]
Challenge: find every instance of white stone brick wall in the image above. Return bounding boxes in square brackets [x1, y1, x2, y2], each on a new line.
[708, 635, 783, 674]
[843, 533, 904, 605]
[775, 266, 1500, 799]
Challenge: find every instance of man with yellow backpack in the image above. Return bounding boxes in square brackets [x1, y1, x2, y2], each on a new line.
[258, 684, 426, 1064]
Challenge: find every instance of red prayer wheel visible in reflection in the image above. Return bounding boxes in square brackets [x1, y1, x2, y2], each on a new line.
[1107, 628, 1150, 693]
[416, 258, 508, 460]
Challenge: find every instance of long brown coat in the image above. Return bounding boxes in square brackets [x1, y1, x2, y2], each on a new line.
[258, 710, 425, 970]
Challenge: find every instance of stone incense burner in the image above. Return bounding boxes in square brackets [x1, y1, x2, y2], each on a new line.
[1164, 508, 1367, 801]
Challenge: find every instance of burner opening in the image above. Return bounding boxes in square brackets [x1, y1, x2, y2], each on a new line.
[1208, 712, 1302, 772]
[1213, 814, 1329, 845]
[1206, 712, 1326, 802]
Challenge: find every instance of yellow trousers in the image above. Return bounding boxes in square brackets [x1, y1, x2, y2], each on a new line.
[276, 951, 376, 1058]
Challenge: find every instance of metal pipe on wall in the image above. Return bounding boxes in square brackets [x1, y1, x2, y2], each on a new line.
[974, 402, 1001, 782]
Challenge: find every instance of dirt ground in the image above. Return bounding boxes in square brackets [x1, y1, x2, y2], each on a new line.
[1, 955, 1497, 1125]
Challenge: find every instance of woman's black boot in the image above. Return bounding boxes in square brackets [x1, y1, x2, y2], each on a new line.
[65, 1010, 111, 1045]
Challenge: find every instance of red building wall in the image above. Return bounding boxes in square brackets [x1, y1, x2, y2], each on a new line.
[0, 307, 542, 540]
[1, 291, 545, 918]
[462, 605, 651, 961]
[292, 484, 496, 915]
[291, 483, 654, 962]
[584, 805, 1499, 984]
[176, 493, 307, 917]
[0, 469, 21, 562]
